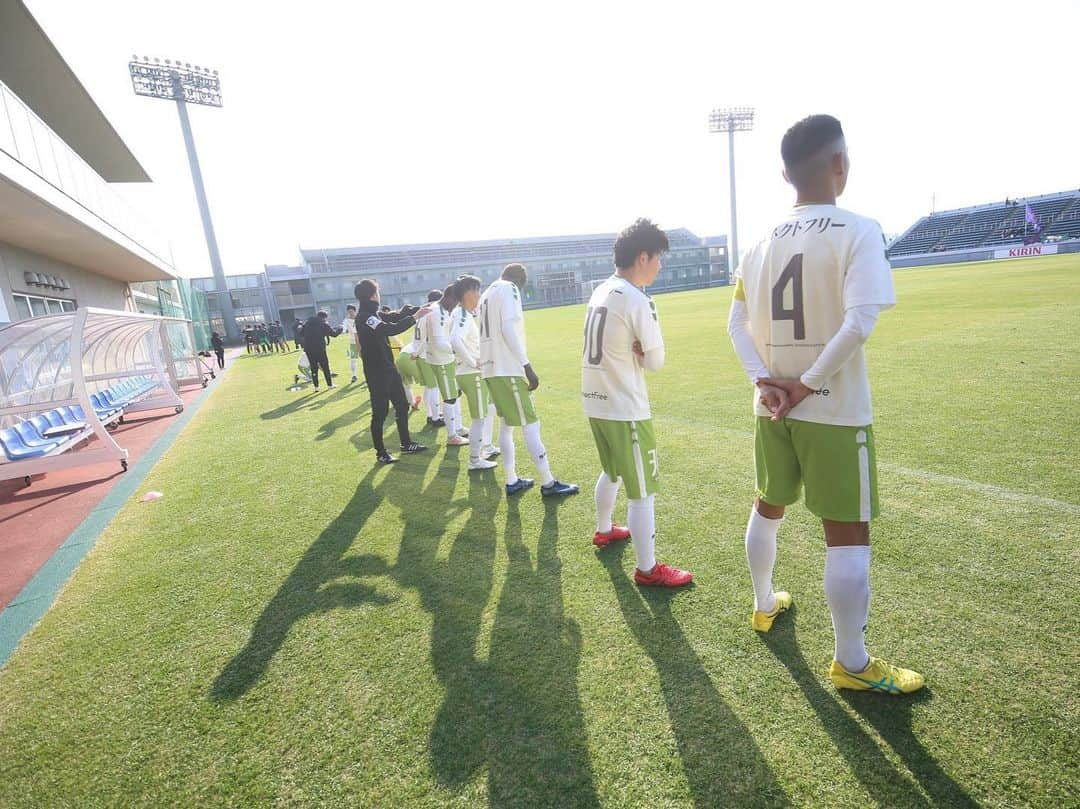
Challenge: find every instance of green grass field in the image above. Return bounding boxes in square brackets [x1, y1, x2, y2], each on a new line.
[0, 255, 1077, 807]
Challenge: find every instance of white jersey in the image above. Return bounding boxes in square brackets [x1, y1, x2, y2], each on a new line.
[342, 316, 357, 338]
[581, 275, 664, 421]
[736, 203, 896, 427]
[450, 305, 482, 376]
[415, 303, 455, 366]
[478, 279, 528, 379]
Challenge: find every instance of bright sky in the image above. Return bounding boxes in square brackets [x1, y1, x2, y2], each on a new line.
[26, 0, 1080, 278]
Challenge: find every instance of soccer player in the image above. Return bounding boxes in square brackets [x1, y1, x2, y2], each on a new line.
[727, 114, 924, 694]
[414, 290, 445, 427]
[583, 219, 693, 588]
[395, 340, 424, 411]
[478, 263, 578, 497]
[301, 311, 342, 391]
[424, 285, 468, 446]
[342, 305, 361, 383]
[450, 274, 500, 470]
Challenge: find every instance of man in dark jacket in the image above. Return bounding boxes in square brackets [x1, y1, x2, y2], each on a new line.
[293, 318, 304, 350]
[210, 331, 225, 369]
[355, 279, 434, 463]
[302, 311, 342, 390]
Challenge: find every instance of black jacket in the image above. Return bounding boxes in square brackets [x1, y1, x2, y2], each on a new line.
[301, 316, 340, 352]
[355, 299, 418, 379]
[211, 334, 224, 351]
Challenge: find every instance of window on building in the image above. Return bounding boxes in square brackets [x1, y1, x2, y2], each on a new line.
[12, 293, 75, 321]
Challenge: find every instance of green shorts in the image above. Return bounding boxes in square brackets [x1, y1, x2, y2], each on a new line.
[416, 358, 438, 389]
[431, 362, 457, 402]
[485, 376, 537, 427]
[395, 352, 419, 385]
[589, 418, 659, 500]
[457, 372, 490, 420]
[755, 417, 879, 522]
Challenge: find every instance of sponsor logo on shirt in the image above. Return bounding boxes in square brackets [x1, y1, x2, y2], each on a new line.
[582, 391, 609, 401]
[365, 315, 381, 330]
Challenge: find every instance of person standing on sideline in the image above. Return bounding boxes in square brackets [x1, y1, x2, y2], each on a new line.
[354, 279, 434, 463]
[727, 114, 923, 694]
[301, 311, 341, 391]
[293, 318, 304, 350]
[583, 218, 692, 587]
[478, 263, 578, 498]
[211, 331, 225, 369]
[450, 274, 499, 469]
[342, 304, 361, 383]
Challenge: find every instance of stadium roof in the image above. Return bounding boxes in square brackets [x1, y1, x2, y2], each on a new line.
[0, 0, 151, 182]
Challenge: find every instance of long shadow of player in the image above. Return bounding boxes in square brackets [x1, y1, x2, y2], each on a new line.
[760, 617, 975, 807]
[601, 543, 788, 808]
[481, 497, 599, 807]
[316, 399, 372, 442]
[210, 459, 430, 701]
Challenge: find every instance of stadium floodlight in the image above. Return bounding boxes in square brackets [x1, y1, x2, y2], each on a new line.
[709, 106, 755, 275]
[129, 56, 237, 339]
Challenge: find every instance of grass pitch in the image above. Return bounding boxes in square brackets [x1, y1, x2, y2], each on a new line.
[0, 254, 1077, 807]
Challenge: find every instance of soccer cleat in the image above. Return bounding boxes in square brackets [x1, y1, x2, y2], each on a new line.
[506, 478, 535, 496]
[429, 418, 446, 428]
[327, 384, 337, 389]
[457, 429, 469, 438]
[634, 562, 693, 588]
[446, 434, 469, 446]
[829, 657, 925, 694]
[593, 524, 631, 548]
[468, 458, 498, 471]
[400, 442, 427, 453]
[412, 396, 422, 411]
[376, 452, 397, 464]
[541, 480, 579, 498]
[750, 591, 793, 632]
[351, 376, 357, 383]
[483, 445, 500, 459]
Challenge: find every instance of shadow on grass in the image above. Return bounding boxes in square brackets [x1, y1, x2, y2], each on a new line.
[259, 383, 361, 421]
[760, 617, 976, 807]
[210, 461, 423, 701]
[601, 543, 788, 808]
[316, 400, 371, 442]
[385, 460, 599, 807]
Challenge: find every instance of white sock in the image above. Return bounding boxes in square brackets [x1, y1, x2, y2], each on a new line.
[445, 402, 459, 436]
[500, 420, 517, 484]
[425, 388, 439, 419]
[627, 495, 656, 573]
[482, 403, 496, 447]
[825, 545, 872, 673]
[594, 472, 620, 533]
[522, 421, 555, 487]
[350, 357, 357, 376]
[745, 509, 782, 612]
[452, 401, 463, 433]
[469, 417, 485, 461]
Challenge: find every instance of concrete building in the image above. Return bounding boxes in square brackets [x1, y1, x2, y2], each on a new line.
[198, 230, 729, 339]
[0, 0, 176, 325]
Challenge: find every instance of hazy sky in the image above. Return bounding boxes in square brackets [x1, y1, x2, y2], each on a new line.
[26, 0, 1080, 278]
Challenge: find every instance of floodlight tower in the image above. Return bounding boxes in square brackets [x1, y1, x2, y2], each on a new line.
[709, 106, 755, 275]
[129, 56, 237, 339]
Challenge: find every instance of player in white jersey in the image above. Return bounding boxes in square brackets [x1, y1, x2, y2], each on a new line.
[413, 289, 445, 427]
[342, 304, 360, 383]
[727, 114, 923, 694]
[478, 263, 578, 498]
[424, 284, 468, 446]
[583, 219, 692, 587]
[450, 274, 500, 469]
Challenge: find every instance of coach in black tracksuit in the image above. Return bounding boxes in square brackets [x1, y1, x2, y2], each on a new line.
[301, 311, 341, 390]
[354, 279, 434, 463]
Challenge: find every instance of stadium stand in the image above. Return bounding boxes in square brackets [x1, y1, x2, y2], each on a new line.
[887, 189, 1080, 257]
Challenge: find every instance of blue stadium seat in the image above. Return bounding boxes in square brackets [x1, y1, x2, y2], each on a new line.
[0, 427, 59, 460]
[13, 420, 53, 447]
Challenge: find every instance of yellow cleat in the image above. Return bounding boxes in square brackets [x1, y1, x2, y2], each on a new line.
[829, 656, 925, 694]
[750, 591, 792, 632]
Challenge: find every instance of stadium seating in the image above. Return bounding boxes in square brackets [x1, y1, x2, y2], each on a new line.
[888, 190, 1080, 256]
[0, 376, 158, 463]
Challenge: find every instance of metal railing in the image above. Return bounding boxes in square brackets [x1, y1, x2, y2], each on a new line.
[0, 79, 172, 267]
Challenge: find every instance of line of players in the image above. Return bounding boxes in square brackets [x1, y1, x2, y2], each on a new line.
[349, 113, 923, 695]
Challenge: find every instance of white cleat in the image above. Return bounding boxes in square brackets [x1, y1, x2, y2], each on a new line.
[468, 458, 498, 471]
[446, 435, 469, 446]
[482, 445, 500, 459]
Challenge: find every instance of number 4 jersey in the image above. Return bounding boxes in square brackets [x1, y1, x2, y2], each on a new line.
[581, 274, 664, 421]
[736, 204, 896, 427]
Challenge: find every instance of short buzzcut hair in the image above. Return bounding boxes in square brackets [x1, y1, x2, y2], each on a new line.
[355, 279, 378, 300]
[613, 218, 669, 270]
[427, 289, 443, 303]
[781, 115, 844, 184]
[317, 310, 328, 319]
[345, 303, 357, 312]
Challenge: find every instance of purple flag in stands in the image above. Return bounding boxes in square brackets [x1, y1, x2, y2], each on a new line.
[1024, 203, 1041, 232]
